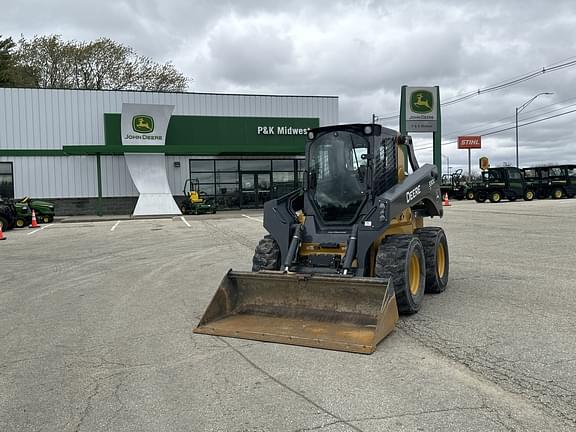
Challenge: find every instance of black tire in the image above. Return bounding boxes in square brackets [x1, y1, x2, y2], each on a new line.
[376, 235, 426, 314]
[551, 187, 564, 199]
[466, 191, 475, 200]
[415, 227, 449, 293]
[523, 189, 535, 201]
[15, 218, 26, 228]
[252, 235, 281, 271]
[489, 191, 502, 203]
[475, 192, 487, 203]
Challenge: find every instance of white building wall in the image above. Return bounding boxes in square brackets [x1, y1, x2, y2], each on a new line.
[0, 88, 338, 198]
[0, 156, 97, 198]
[0, 88, 338, 150]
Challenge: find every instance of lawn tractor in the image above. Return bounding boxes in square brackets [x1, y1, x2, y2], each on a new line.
[194, 123, 449, 354]
[179, 178, 216, 215]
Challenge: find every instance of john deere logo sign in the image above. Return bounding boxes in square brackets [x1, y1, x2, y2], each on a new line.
[132, 115, 154, 133]
[410, 90, 434, 113]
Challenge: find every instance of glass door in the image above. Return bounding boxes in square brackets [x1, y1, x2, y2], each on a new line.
[241, 172, 271, 208]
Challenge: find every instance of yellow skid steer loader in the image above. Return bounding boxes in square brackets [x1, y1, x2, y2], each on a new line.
[194, 124, 449, 354]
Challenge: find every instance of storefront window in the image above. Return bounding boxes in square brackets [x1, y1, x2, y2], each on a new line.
[240, 160, 271, 171]
[191, 160, 214, 172]
[273, 160, 295, 171]
[216, 160, 238, 171]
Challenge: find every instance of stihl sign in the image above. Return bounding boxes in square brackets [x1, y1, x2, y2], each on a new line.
[458, 136, 481, 149]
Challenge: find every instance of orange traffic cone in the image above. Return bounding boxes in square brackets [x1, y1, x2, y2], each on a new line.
[442, 193, 451, 207]
[30, 209, 39, 228]
[0, 225, 6, 240]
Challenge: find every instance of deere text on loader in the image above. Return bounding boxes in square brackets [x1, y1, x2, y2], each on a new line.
[194, 124, 449, 354]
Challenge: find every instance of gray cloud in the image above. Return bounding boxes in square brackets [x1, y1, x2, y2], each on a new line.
[2, 0, 576, 171]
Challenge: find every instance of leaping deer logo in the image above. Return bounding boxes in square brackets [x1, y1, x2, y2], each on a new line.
[410, 91, 434, 113]
[132, 115, 154, 133]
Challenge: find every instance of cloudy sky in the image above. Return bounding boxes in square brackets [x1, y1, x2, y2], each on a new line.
[2, 0, 576, 173]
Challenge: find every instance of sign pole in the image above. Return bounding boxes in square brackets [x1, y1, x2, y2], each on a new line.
[468, 148, 471, 180]
[432, 86, 442, 175]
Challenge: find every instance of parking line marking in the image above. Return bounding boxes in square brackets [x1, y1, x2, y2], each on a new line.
[180, 216, 191, 227]
[27, 225, 49, 236]
[242, 214, 263, 222]
[110, 221, 121, 232]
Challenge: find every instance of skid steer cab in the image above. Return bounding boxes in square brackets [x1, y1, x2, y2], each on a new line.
[195, 123, 449, 354]
[179, 178, 216, 215]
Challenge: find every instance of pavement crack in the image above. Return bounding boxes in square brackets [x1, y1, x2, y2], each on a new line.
[219, 338, 366, 432]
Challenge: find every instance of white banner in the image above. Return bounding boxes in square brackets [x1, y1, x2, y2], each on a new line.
[121, 103, 174, 146]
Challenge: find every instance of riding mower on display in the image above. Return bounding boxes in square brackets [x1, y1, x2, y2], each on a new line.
[180, 178, 217, 215]
[18, 197, 56, 223]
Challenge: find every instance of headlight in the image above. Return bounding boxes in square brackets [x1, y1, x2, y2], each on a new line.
[307, 131, 315, 140]
[363, 125, 373, 135]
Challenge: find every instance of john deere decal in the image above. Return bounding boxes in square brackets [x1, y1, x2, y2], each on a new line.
[132, 115, 154, 134]
[410, 90, 434, 114]
[121, 104, 174, 146]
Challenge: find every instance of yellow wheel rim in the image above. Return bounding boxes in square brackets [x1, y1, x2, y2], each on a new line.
[409, 253, 421, 296]
[554, 190, 562, 198]
[527, 191, 534, 199]
[437, 243, 446, 278]
[16, 220, 24, 227]
[494, 193, 500, 201]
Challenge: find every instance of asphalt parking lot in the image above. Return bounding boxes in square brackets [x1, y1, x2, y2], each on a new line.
[1, 200, 576, 432]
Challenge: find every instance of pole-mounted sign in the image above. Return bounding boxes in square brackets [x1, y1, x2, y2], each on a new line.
[400, 86, 442, 174]
[457, 136, 481, 149]
[458, 136, 481, 180]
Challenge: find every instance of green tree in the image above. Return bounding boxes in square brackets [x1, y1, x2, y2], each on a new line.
[0, 35, 35, 87]
[15, 35, 189, 91]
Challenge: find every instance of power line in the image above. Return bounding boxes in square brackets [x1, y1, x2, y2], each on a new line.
[414, 108, 576, 151]
[373, 56, 576, 121]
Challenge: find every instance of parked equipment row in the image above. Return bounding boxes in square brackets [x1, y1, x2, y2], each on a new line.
[440, 165, 576, 203]
[0, 197, 55, 230]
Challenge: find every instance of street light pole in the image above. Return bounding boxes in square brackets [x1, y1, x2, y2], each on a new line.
[515, 92, 553, 167]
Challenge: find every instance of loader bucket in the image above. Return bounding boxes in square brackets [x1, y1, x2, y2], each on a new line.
[193, 270, 399, 354]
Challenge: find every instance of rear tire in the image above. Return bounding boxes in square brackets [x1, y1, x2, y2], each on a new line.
[376, 235, 426, 314]
[0, 216, 7, 231]
[415, 227, 449, 293]
[489, 191, 502, 203]
[252, 235, 281, 271]
[551, 187, 564, 199]
[475, 192, 487, 203]
[466, 191, 475, 200]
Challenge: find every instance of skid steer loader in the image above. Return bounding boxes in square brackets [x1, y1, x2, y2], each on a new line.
[194, 124, 449, 354]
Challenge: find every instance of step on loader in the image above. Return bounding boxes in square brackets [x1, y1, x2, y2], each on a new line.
[194, 124, 449, 354]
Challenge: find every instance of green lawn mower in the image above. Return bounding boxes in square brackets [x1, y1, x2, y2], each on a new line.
[18, 197, 56, 223]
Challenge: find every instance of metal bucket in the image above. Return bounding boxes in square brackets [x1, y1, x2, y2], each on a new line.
[193, 270, 398, 354]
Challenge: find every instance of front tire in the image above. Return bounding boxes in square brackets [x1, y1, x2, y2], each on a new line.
[376, 235, 426, 314]
[252, 235, 281, 271]
[415, 227, 449, 293]
[466, 191, 475, 200]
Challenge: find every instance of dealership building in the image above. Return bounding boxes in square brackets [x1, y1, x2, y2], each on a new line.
[0, 88, 338, 215]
